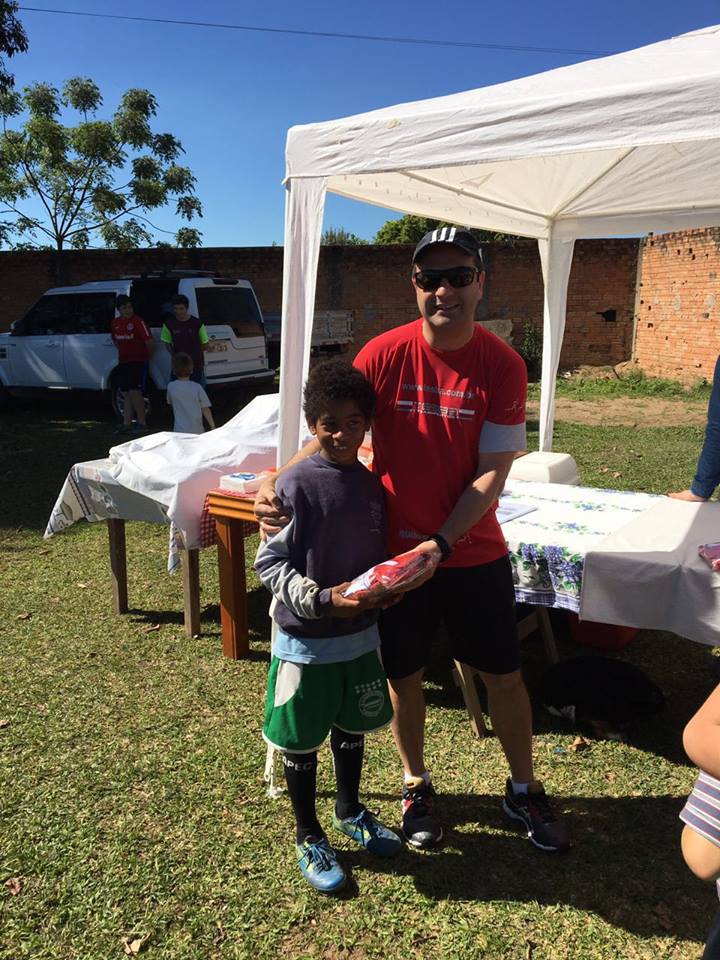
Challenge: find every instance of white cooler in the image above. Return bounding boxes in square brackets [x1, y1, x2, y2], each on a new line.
[508, 451, 579, 485]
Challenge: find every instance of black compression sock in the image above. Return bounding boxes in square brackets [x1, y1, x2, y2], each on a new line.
[330, 727, 365, 820]
[282, 751, 323, 843]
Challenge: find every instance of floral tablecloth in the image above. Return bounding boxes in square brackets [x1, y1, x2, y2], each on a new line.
[501, 479, 661, 613]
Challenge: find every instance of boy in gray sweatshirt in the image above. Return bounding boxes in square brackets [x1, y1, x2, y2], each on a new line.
[255, 361, 401, 893]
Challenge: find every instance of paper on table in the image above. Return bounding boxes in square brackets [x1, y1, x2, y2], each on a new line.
[496, 500, 538, 524]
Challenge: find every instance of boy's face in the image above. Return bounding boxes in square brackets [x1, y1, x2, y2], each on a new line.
[308, 400, 369, 466]
[172, 302, 189, 321]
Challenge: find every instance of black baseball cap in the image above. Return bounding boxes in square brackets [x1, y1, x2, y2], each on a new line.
[412, 226, 483, 266]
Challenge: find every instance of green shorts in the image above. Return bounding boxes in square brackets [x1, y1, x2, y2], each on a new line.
[263, 649, 393, 753]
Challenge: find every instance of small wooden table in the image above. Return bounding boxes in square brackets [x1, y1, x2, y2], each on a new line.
[206, 490, 258, 659]
[106, 518, 201, 637]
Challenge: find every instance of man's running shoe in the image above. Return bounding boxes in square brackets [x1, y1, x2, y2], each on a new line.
[295, 837, 346, 893]
[502, 779, 571, 852]
[401, 777, 443, 848]
[332, 807, 402, 857]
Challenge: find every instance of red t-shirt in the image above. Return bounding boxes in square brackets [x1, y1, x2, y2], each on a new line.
[354, 319, 527, 567]
[111, 314, 152, 363]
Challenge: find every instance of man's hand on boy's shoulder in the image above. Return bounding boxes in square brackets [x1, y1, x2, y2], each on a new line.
[255, 475, 291, 540]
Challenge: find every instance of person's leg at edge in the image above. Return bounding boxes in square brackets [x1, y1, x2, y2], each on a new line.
[693, 354, 720, 500]
[477, 668, 533, 783]
[703, 907, 720, 960]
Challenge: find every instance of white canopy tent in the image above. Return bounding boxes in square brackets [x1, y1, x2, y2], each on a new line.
[278, 24, 720, 463]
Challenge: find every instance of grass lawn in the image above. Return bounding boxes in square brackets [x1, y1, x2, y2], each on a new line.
[1, 390, 717, 959]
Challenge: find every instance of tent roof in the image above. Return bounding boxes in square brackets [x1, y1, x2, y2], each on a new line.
[285, 24, 720, 239]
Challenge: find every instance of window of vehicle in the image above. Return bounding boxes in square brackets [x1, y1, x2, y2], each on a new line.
[195, 287, 264, 338]
[17, 293, 116, 335]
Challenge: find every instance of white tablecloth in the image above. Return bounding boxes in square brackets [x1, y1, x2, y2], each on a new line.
[45, 395, 292, 557]
[502, 480, 720, 647]
[582, 498, 720, 646]
[501, 480, 660, 613]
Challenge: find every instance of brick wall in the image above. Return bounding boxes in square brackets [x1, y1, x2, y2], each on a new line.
[633, 228, 720, 384]
[0, 239, 640, 373]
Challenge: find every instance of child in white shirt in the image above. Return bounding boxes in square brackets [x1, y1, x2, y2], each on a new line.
[166, 352, 215, 434]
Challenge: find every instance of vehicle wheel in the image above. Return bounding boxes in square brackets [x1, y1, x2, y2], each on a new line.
[110, 375, 152, 421]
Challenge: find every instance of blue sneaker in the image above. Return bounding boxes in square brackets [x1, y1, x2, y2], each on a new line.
[332, 807, 402, 857]
[295, 837, 346, 893]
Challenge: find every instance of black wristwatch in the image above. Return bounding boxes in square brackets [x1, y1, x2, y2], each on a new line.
[426, 533, 452, 562]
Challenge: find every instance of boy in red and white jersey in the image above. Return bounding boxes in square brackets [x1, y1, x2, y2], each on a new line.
[111, 294, 153, 434]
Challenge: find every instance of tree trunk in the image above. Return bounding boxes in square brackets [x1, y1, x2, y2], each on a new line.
[51, 244, 68, 287]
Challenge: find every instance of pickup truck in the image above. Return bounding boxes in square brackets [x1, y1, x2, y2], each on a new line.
[263, 310, 354, 370]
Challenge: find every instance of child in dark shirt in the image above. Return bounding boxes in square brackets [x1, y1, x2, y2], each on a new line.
[255, 361, 401, 893]
[160, 293, 209, 386]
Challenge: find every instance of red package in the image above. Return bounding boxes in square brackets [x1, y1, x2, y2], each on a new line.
[699, 543, 720, 571]
[343, 549, 433, 600]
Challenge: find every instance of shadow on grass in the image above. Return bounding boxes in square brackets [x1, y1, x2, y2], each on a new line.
[1, 393, 126, 532]
[1, 390, 240, 533]
[330, 793, 709, 942]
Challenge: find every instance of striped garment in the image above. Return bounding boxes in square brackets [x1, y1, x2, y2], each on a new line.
[680, 770, 720, 900]
[680, 771, 720, 847]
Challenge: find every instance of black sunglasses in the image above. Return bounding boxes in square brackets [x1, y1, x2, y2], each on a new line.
[412, 266, 479, 292]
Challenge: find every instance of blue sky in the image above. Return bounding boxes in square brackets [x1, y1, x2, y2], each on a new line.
[10, 1, 720, 247]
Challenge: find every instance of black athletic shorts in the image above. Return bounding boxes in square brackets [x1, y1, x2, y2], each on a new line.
[378, 554, 520, 679]
[116, 361, 148, 392]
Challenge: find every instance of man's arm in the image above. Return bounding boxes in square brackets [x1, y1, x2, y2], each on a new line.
[405, 450, 517, 572]
[254, 438, 322, 537]
[198, 324, 209, 353]
[438, 450, 516, 547]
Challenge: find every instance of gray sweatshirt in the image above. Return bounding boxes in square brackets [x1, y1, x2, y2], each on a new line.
[254, 453, 386, 638]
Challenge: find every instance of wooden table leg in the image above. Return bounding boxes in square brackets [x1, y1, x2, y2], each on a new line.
[453, 659, 488, 738]
[182, 548, 201, 638]
[214, 516, 249, 659]
[107, 518, 128, 614]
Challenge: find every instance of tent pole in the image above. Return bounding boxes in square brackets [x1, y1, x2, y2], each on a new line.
[537, 230, 575, 452]
[277, 177, 327, 465]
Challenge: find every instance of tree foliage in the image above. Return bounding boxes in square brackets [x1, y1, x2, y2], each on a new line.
[321, 226, 367, 245]
[0, 1, 27, 94]
[374, 214, 515, 246]
[0, 76, 202, 251]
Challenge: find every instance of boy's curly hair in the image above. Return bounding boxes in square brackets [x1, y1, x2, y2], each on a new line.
[303, 360, 376, 424]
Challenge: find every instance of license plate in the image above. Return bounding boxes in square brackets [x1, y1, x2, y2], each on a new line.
[207, 341, 228, 353]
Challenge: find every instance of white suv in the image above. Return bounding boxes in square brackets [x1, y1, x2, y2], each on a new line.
[0, 270, 275, 413]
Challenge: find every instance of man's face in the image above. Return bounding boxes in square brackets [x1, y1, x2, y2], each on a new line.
[412, 246, 485, 331]
[172, 302, 189, 322]
[119, 302, 134, 319]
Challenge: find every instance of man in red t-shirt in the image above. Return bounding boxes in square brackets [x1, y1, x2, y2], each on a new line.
[110, 294, 153, 433]
[256, 228, 569, 855]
